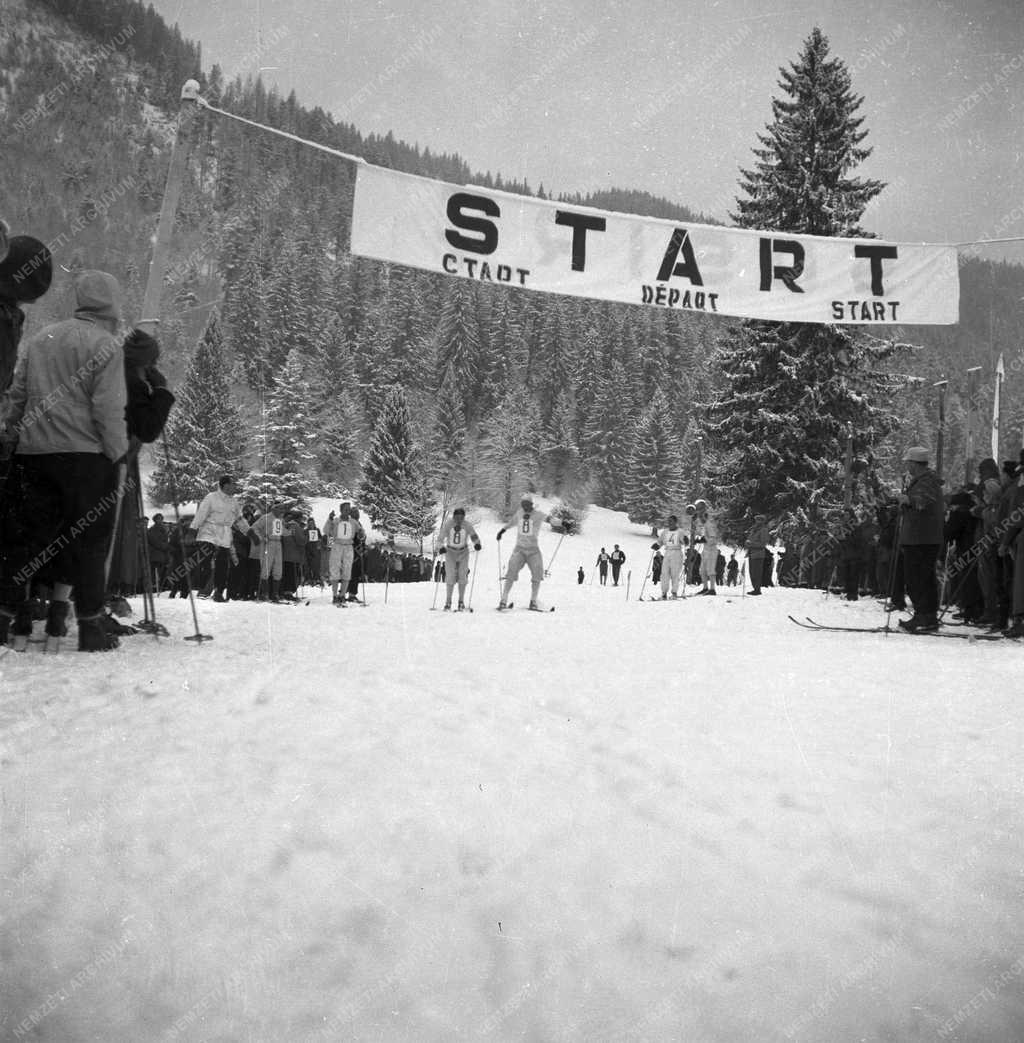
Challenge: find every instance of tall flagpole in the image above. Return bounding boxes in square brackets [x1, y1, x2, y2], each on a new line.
[964, 366, 982, 484]
[991, 353, 1005, 461]
[934, 380, 948, 481]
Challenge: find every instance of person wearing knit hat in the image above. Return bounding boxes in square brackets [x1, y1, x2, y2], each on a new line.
[896, 445, 944, 632]
[495, 493, 568, 610]
[0, 234, 53, 396]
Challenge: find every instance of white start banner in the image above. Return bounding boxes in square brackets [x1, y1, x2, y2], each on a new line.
[350, 163, 960, 325]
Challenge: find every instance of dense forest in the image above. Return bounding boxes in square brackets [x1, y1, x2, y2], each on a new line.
[3, 0, 1023, 539]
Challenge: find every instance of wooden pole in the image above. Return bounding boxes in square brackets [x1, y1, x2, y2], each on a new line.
[138, 80, 201, 333]
[842, 422, 854, 509]
[965, 366, 982, 485]
[934, 380, 948, 481]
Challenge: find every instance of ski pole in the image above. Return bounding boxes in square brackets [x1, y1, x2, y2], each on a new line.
[466, 548, 480, 611]
[883, 508, 904, 635]
[384, 554, 392, 604]
[160, 429, 211, 643]
[544, 532, 566, 578]
[429, 556, 441, 610]
[740, 560, 747, 598]
[625, 569, 632, 601]
[638, 550, 655, 601]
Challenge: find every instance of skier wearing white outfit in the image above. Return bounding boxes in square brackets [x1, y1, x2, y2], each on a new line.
[695, 499, 720, 595]
[653, 514, 686, 598]
[325, 503, 364, 606]
[437, 508, 482, 610]
[497, 493, 557, 610]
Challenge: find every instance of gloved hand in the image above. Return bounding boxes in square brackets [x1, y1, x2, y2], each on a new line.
[496, 529, 505, 541]
[438, 546, 447, 555]
[651, 542, 660, 550]
[473, 542, 482, 552]
[562, 518, 574, 533]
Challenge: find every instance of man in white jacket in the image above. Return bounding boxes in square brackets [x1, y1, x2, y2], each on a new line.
[190, 475, 241, 602]
[653, 514, 686, 599]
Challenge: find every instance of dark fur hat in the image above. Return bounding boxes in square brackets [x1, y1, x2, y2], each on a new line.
[0, 235, 53, 303]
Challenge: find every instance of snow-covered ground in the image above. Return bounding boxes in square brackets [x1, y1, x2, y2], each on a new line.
[2, 505, 1023, 1042]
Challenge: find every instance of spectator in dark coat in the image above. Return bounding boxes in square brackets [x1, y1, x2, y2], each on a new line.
[0, 234, 52, 396]
[147, 514, 169, 592]
[898, 447, 945, 631]
[944, 490, 984, 624]
[107, 329, 175, 597]
[838, 509, 866, 600]
[727, 554, 739, 586]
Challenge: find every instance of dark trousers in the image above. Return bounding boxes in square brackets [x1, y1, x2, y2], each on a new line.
[902, 544, 939, 618]
[841, 559, 859, 600]
[0, 453, 117, 617]
[195, 542, 230, 596]
[747, 551, 764, 593]
[611, 564, 622, 585]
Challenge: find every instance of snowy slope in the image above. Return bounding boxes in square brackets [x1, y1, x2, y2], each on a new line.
[1, 505, 1022, 1042]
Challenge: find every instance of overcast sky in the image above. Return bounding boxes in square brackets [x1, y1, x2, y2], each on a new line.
[149, 0, 1024, 262]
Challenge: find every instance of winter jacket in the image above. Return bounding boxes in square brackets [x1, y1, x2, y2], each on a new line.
[745, 522, 770, 551]
[147, 521, 169, 566]
[192, 489, 241, 548]
[900, 468, 944, 546]
[282, 520, 308, 564]
[1, 271, 128, 460]
[438, 517, 481, 556]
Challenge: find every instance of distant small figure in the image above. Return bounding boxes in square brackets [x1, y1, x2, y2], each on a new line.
[577, 566, 585, 585]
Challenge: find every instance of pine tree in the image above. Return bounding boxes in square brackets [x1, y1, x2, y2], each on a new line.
[359, 385, 435, 537]
[703, 27, 900, 533]
[247, 348, 320, 501]
[581, 357, 633, 508]
[621, 390, 686, 531]
[539, 390, 581, 498]
[478, 387, 540, 516]
[434, 282, 481, 424]
[433, 362, 467, 491]
[149, 312, 247, 505]
[224, 249, 267, 389]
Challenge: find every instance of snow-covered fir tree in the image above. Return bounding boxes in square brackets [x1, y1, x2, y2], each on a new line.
[433, 362, 467, 493]
[247, 348, 320, 502]
[435, 282, 482, 425]
[149, 312, 247, 505]
[359, 386, 434, 537]
[702, 27, 900, 533]
[478, 386, 540, 516]
[581, 356, 634, 508]
[621, 390, 687, 532]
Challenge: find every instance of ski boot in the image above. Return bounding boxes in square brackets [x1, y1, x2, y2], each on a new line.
[44, 600, 70, 653]
[457, 602, 465, 612]
[10, 603, 33, 652]
[77, 613, 119, 652]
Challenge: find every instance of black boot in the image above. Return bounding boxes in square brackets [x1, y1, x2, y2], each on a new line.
[45, 600, 70, 653]
[11, 603, 33, 652]
[77, 613, 119, 652]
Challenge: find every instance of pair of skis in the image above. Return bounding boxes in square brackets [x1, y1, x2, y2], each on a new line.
[788, 615, 1004, 641]
[497, 602, 555, 613]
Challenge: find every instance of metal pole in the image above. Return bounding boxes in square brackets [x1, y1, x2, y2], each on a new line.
[934, 380, 948, 481]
